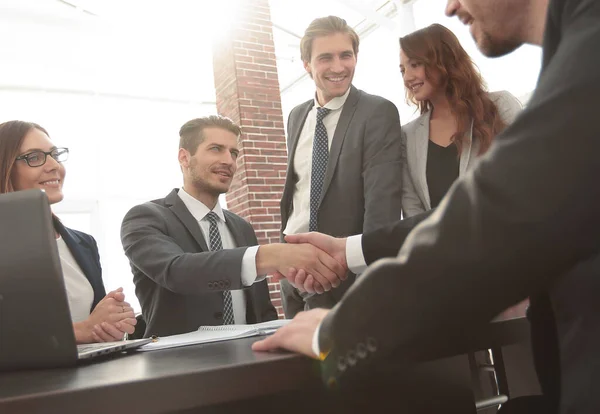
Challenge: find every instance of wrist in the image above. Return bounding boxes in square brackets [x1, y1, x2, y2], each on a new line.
[73, 320, 93, 344]
[256, 244, 280, 274]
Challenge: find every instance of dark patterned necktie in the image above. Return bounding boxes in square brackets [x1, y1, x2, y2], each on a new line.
[206, 211, 235, 325]
[309, 107, 331, 231]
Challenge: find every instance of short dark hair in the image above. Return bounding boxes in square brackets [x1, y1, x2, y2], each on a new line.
[300, 16, 360, 63]
[179, 115, 241, 154]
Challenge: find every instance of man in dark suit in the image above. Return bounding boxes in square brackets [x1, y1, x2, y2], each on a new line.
[121, 116, 346, 337]
[255, 0, 600, 412]
[280, 16, 403, 317]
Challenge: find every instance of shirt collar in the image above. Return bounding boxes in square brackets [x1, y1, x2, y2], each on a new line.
[178, 187, 226, 223]
[314, 85, 351, 111]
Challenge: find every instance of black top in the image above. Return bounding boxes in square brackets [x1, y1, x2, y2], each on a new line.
[426, 140, 459, 209]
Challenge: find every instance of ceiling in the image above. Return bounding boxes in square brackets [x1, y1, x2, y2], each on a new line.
[0, 0, 414, 105]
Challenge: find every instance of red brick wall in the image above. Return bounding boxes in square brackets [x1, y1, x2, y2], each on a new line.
[212, 0, 287, 317]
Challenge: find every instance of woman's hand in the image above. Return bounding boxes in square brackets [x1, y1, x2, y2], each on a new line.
[74, 287, 137, 343]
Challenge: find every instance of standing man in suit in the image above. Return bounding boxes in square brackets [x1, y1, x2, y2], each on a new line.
[256, 0, 600, 412]
[280, 16, 403, 317]
[121, 115, 345, 337]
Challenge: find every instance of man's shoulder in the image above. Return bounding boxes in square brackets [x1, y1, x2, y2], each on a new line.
[289, 98, 314, 116]
[223, 209, 252, 227]
[353, 87, 396, 107]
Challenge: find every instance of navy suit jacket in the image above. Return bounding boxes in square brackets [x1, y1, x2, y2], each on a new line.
[54, 218, 106, 311]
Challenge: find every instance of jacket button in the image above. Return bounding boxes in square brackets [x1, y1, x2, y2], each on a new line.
[356, 343, 367, 359]
[214, 312, 223, 320]
[208, 282, 214, 289]
[366, 337, 377, 353]
[218, 281, 225, 289]
[346, 350, 357, 366]
[224, 280, 231, 288]
[337, 356, 347, 372]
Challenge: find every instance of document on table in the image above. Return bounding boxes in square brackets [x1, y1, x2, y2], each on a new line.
[139, 319, 291, 351]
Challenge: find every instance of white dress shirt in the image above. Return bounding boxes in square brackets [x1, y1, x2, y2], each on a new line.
[56, 236, 94, 323]
[284, 87, 352, 236]
[178, 188, 263, 324]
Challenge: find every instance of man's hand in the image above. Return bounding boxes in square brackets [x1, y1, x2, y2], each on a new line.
[273, 233, 349, 293]
[285, 232, 348, 270]
[257, 244, 345, 294]
[252, 309, 330, 358]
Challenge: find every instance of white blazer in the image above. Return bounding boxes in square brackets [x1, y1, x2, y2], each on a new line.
[401, 90, 523, 217]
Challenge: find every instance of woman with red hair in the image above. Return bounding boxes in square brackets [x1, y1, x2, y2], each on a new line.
[399, 23, 522, 217]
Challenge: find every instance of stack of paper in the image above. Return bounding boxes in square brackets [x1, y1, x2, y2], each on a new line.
[140, 319, 290, 351]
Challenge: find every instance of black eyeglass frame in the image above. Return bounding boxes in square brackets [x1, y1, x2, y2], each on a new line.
[15, 147, 70, 168]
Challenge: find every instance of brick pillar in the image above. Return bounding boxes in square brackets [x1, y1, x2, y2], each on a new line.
[212, 0, 287, 317]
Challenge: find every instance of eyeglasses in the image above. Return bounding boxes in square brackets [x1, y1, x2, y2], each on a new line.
[15, 147, 69, 167]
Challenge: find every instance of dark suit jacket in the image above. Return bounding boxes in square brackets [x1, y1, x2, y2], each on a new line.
[121, 189, 277, 337]
[54, 218, 106, 311]
[319, 1, 600, 412]
[280, 85, 403, 316]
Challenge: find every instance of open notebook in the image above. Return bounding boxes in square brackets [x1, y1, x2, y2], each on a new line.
[140, 319, 291, 351]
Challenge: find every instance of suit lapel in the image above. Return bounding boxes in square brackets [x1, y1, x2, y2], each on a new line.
[56, 222, 101, 297]
[281, 100, 313, 226]
[459, 120, 475, 176]
[166, 189, 209, 252]
[320, 86, 359, 205]
[223, 210, 246, 248]
[415, 111, 432, 210]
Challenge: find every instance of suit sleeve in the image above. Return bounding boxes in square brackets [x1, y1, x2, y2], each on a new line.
[361, 98, 403, 232]
[121, 203, 248, 295]
[493, 90, 523, 125]
[400, 128, 426, 218]
[361, 209, 435, 265]
[320, 8, 600, 385]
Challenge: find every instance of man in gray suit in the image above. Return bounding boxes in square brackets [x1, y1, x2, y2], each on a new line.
[280, 16, 403, 317]
[121, 116, 345, 337]
[256, 0, 600, 412]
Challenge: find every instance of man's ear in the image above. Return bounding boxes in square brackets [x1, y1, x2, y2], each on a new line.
[178, 148, 190, 168]
[303, 60, 313, 78]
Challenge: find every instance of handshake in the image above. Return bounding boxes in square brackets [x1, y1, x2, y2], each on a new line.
[256, 233, 349, 294]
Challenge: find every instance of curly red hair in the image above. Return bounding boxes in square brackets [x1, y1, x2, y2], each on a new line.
[400, 24, 506, 155]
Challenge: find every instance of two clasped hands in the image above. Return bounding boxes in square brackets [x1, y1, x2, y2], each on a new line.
[73, 287, 137, 344]
[252, 232, 348, 358]
[269, 232, 349, 295]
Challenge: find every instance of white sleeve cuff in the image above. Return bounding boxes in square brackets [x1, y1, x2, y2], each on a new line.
[312, 319, 323, 358]
[242, 246, 264, 286]
[346, 234, 367, 275]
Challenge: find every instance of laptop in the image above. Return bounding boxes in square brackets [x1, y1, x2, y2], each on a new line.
[0, 189, 151, 371]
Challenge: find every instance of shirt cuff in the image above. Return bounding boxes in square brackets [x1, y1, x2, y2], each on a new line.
[242, 246, 264, 286]
[312, 319, 323, 358]
[346, 234, 367, 274]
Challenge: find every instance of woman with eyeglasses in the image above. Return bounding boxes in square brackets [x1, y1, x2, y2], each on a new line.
[0, 120, 137, 343]
[399, 24, 522, 217]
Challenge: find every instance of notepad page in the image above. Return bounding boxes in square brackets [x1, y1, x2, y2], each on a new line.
[198, 319, 291, 332]
[140, 326, 257, 351]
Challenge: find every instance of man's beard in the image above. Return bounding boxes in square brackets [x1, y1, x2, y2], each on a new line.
[477, 30, 523, 58]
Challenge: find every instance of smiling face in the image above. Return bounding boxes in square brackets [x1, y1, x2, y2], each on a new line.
[11, 128, 66, 205]
[445, 0, 525, 57]
[304, 32, 357, 106]
[400, 50, 442, 103]
[179, 126, 239, 206]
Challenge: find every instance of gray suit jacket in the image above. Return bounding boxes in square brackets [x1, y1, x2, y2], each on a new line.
[319, 1, 600, 412]
[280, 85, 403, 317]
[401, 91, 522, 217]
[121, 189, 277, 337]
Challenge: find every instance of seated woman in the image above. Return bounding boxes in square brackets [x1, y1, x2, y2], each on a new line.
[399, 24, 522, 217]
[0, 120, 136, 343]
